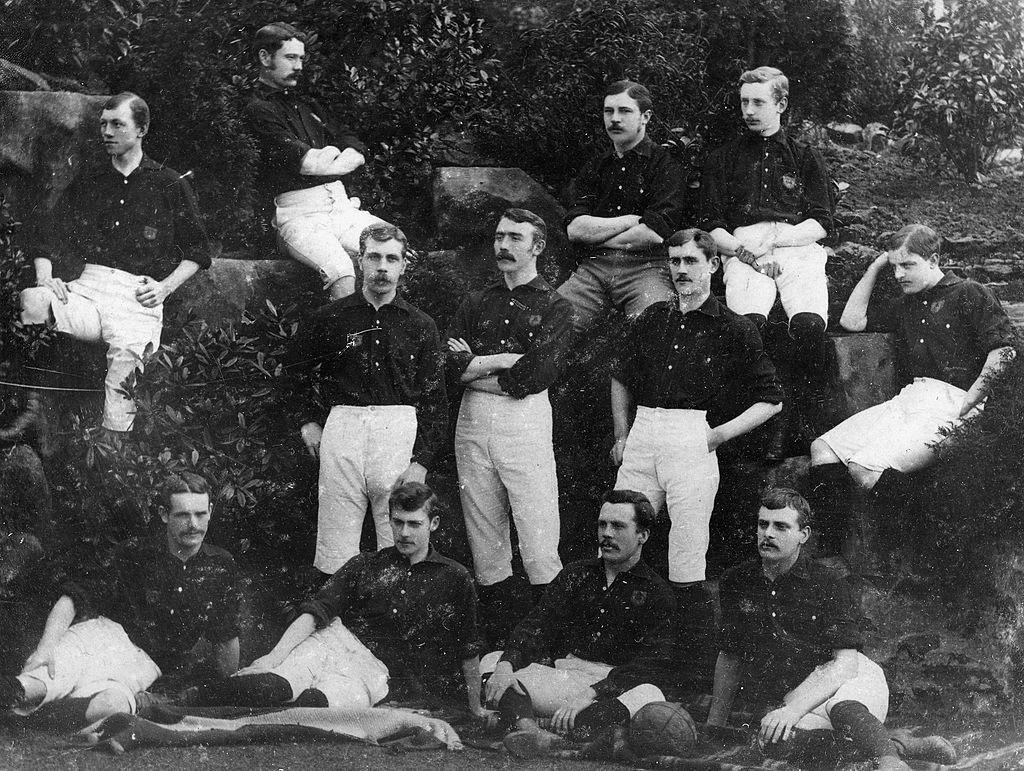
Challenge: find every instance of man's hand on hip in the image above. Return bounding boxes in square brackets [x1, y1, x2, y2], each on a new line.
[135, 276, 169, 308]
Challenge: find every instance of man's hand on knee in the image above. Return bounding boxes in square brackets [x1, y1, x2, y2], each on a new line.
[39, 277, 69, 304]
[22, 645, 57, 679]
[483, 661, 524, 706]
[300, 422, 323, 458]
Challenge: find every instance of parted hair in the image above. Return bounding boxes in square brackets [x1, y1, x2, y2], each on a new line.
[740, 66, 789, 105]
[359, 223, 409, 257]
[254, 21, 307, 59]
[499, 207, 547, 245]
[666, 228, 719, 260]
[603, 489, 657, 533]
[161, 472, 211, 509]
[104, 92, 149, 132]
[389, 482, 438, 518]
[891, 223, 942, 261]
[605, 79, 653, 113]
[760, 487, 813, 529]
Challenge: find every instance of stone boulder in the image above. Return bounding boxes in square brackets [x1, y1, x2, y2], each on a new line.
[826, 332, 898, 424]
[0, 91, 108, 224]
[432, 166, 570, 274]
[170, 257, 318, 330]
[826, 122, 863, 145]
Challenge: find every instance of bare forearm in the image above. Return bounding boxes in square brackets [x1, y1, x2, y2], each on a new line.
[213, 638, 240, 676]
[840, 262, 887, 332]
[601, 223, 665, 251]
[160, 260, 201, 296]
[716, 401, 781, 444]
[465, 375, 508, 395]
[32, 257, 55, 282]
[610, 377, 634, 439]
[708, 652, 742, 725]
[459, 354, 522, 383]
[966, 346, 1016, 401]
[461, 657, 484, 712]
[710, 227, 741, 256]
[567, 215, 639, 244]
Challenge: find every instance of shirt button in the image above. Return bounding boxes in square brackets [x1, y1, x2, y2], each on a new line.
[177, 586, 183, 593]
[170, 609, 175, 615]
[617, 185, 623, 190]
[504, 319, 510, 324]
[119, 199, 125, 205]
[615, 206, 621, 211]
[771, 611, 776, 617]
[667, 365, 673, 370]
[919, 339, 924, 343]
[673, 345, 678, 350]
[114, 221, 120, 226]
[945, 324, 950, 329]
[400, 589, 406, 595]
[770, 590, 775, 595]
[600, 608, 606, 613]
[392, 608, 398, 614]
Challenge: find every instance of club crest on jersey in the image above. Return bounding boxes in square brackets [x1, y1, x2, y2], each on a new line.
[527, 314, 542, 327]
[931, 299, 946, 315]
[631, 590, 648, 606]
[347, 332, 365, 349]
[739, 598, 757, 614]
[781, 174, 798, 190]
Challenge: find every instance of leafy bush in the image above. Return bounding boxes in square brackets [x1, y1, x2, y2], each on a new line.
[473, 0, 711, 189]
[895, 0, 1024, 182]
[846, 0, 921, 125]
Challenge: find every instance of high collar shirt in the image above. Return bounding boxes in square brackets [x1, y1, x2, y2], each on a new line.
[244, 82, 367, 199]
[700, 129, 833, 236]
[446, 275, 573, 399]
[563, 136, 688, 260]
[612, 296, 783, 421]
[36, 155, 212, 277]
[718, 553, 863, 705]
[866, 274, 1018, 391]
[61, 539, 242, 674]
[286, 292, 448, 469]
[301, 546, 484, 700]
[500, 558, 677, 697]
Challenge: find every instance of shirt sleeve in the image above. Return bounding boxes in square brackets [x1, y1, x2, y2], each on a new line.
[32, 178, 81, 265]
[500, 568, 572, 670]
[865, 296, 900, 333]
[170, 176, 213, 270]
[453, 570, 486, 661]
[639, 150, 687, 239]
[798, 145, 834, 237]
[591, 583, 678, 696]
[699, 148, 730, 234]
[300, 553, 365, 627]
[562, 157, 601, 230]
[716, 568, 748, 655]
[609, 307, 650, 390]
[497, 295, 574, 398]
[410, 317, 448, 470]
[316, 98, 369, 155]
[444, 296, 477, 385]
[283, 312, 330, 427]
[244, 98, 313, 174]
[963, 282, 1019, 353]
[732, 317, 784, 406]
[205, 554, 243, 643]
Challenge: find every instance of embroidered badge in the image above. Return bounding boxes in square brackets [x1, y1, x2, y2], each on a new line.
[931, 299, 946, 315]
[739, 598, 757, 614]
[347, 332, 365, 349]
[143, 226, 159, 240]
[781, 174, 798, 190]
[631, 590, 648, 606]
[527, 314, 542, 327]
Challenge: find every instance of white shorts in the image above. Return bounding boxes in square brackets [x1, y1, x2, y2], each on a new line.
[480, 651, 663, 717]
[817, 377, 975, 473]
[265, 618, 389, 708]
[16, 617, 161, 716]
[796, 652, 889, 730]
[274, 181, 385, 288]
[723, 222, 829, 322]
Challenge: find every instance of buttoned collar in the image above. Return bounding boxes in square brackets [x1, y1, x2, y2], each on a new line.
[90, 154, 162, 180]
[331, 290, 412, 315]
[675, 293, 722, 318]
[255, 80, 297, 101]
[742, 127, 791, 150]
[760, 549, 812, 583]
[483, 274, 552, 295]
[381, 545, 448, 567]
[581, 555, 660, 583]
[598, 135, 656, 163]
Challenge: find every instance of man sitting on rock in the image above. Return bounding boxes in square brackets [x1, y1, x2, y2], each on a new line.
[701, 66, 835, 459]
[246, 21, 389, 300]
[482, 490, 675, 758]
[20, 92, 211, 434]
[809, 224, 1017, 554]
[708, 488, 956, 770]
[0, 472, 241, 727]
[195, 483, 491, 718]
[559, 80, 686, 334]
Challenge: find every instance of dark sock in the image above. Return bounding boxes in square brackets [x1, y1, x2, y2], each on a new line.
[871, 468, 911, 503]
[293, 688, 329, 707]
[745, 313, 768, 331]
[198, 672, 293, 707]
[571, 698, 628, 741]
[529, 583, 549, 606]
[761, 727, 844, 763]
[828, 699, 900, 759]
[497, 684, 535, 724]
[670, 581, 715, 690]
[0, 676, 25, 710]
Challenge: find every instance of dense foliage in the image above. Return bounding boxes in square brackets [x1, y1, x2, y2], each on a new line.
[846, 0, 921, 125]
[894, 0, 1024, 182]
